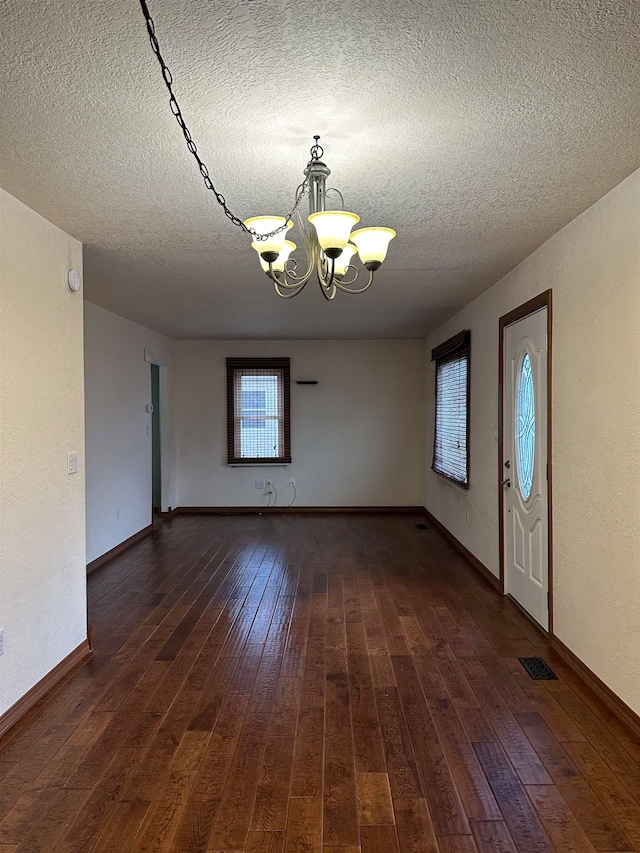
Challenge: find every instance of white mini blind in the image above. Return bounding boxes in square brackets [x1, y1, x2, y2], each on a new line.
[432, 331, 470, 487]
[233, 370, 283, 459]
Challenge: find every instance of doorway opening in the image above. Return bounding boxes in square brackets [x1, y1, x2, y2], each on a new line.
[151, 363, 161, 514]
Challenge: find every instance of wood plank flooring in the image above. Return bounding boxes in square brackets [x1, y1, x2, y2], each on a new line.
[1, 512, 640, 851]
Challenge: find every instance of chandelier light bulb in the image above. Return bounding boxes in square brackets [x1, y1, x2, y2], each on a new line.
[244, 216, 293, 262]
[333, 243, 358, 277]
[349, 227, 397, 270]
[308, 211, 360, 258]
[254, 240, 297, 273]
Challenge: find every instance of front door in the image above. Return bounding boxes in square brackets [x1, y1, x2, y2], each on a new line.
[502, 306, 549, 629]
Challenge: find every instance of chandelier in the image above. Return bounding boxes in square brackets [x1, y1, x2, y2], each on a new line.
[138, 1, 396, 301]
[245, 137, 396, 300]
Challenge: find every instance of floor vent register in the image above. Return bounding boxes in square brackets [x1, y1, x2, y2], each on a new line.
[518, 656, 558, 680]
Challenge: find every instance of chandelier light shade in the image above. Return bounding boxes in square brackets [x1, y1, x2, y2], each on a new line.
[333, 243, 358, 277]
[254, 240, 297, 272]
[136, 2, 396, 300]
[307, 211, 361, 257]
[350, 227, 397, 270]
[244, 216, 293, 262]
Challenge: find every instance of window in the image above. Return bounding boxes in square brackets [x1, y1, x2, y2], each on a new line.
[241, 390, 267, 429]
[227, 358, 291, 464]
[515, 350, 535, 499]
[431, 330, 470, 487]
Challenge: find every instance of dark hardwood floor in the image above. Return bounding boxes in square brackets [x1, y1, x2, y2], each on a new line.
[1, 512, 640, 852]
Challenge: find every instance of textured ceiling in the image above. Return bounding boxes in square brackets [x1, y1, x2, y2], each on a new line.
[1, 0, 639, 340]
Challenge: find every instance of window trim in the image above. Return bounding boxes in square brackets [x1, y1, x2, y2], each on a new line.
[431, 330, 470, 488]
[226, 357, 291, 465]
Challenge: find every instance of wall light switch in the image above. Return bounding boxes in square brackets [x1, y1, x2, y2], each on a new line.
[255, 479, 266, 490]
[67, 451, 78, 475]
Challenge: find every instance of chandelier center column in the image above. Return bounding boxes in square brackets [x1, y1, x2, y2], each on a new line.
[305, 158, 331, 217]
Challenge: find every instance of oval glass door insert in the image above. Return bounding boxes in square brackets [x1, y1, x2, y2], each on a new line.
[516, 351, 535, 499]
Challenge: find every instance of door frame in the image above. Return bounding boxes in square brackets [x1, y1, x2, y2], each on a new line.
[498, 290, 554, 634]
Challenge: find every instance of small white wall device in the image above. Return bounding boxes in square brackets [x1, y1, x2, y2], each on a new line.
[66, 268, 82, 293]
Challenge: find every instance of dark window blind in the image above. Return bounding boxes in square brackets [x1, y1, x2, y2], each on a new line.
[227, 358, 291, 464]
[431, 332, 470, 487]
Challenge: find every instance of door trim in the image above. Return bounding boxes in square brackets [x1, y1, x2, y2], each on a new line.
[498, 290, 553, 634]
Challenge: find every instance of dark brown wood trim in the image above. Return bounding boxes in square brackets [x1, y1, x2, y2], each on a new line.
[86, 523, 154, 575]
[423, 508, 501, 591]
[227, 358, 291, 465]
[498, 289, 553, 631]
[498, 312, 505, 595]
[0, 639, 92, 741]
[499, 290, 552, 329]
[175, 506, 424, 515]
[550, 635, 640, 740]
[157, 507, 177, 519]
[547, 293, 554, 635]
[430, 329, 471, 362]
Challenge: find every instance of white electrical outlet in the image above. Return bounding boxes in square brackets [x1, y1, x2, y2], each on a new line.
[67, 451, 78, 475]
[255, 479, 266, 490]
[0, 629, 4, 656]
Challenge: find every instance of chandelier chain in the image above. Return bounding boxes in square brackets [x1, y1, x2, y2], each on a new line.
[138, 0, 308, 238]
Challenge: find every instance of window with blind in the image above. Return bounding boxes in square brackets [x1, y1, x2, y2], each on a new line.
[226, 358, 291, 464]
[431, 331, 470, 487]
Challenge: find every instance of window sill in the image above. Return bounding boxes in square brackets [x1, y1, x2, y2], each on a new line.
[228, 463, 290, 468]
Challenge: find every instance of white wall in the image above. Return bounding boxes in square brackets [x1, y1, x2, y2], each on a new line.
[84, 303, 174, 563]
[425, 168, 640, 715]
[0, 189, 86, 715]
[175, 340, 424, 508]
